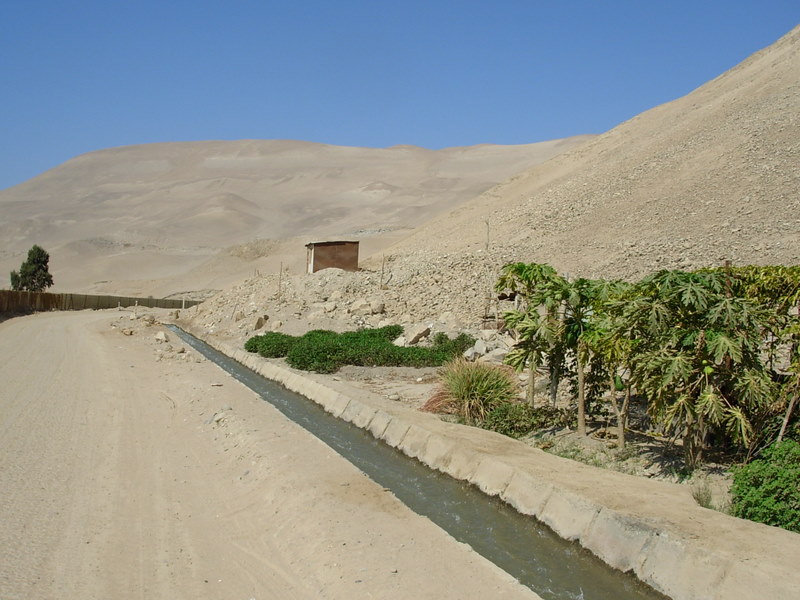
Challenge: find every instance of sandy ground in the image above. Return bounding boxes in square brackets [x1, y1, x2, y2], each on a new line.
[0, 310, 536, 600]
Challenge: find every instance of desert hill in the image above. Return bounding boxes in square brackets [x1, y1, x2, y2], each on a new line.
[353, 23, 800, 323]
[177, 24, 799, 342]
[0, 137, 591, 295]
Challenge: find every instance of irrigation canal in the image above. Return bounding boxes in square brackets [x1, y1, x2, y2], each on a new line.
[169, 325, 668, 600]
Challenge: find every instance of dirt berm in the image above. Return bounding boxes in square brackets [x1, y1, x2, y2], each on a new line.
[178, 322, 800, 600]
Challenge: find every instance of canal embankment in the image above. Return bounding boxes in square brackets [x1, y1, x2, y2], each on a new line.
[176, 321, 800, 600]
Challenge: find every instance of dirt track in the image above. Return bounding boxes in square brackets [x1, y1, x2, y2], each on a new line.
[0, 310, 535, 599]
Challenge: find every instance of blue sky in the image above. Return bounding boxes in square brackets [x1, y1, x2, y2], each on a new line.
[1, 1, 797, 190]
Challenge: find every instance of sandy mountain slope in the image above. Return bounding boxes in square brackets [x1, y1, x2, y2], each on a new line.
[347, 24, 800, 324]
[0, 137, 590, 295]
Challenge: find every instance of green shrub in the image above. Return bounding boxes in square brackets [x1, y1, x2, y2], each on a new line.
[481, 403, 577, 438]
[527, 405, 577, 430]
[245, 332, 297, 357]
[244, 335, 263, 353]
[730, 440, 800, 533]
[431, 332, 475, 354]
[434, 359, 519, 424]
[247, 326, 472, 374]
[286, 329, 346, 373]
[483, 402, 536, 438]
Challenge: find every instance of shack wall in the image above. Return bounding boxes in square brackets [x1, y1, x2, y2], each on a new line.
[306, 241, 359, 273]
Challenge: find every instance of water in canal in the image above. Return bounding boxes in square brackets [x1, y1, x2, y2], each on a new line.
[169, 326, 668, 600]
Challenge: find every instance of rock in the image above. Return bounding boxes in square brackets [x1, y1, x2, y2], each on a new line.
[348, 298, 372, 316]
[463, 347, 478, 361]
[176, 347, 186, 354]
[254, 315, 268, 330]
[473, 339, 488, 355]
[393, 335, 407, 347]
[369, 300, 385, 315]
[406, 324, 431, 345]
[154, 331, 169, 343]
[437, 311, 463, 329]
[479, 348, 508, 363]
[234, 311, 245, 322]
[323, 301, 337, 313]
[271, 320, 283, 331]
[121, 329, 134, 336]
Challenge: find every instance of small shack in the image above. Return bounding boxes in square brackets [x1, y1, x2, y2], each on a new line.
[305, 241, 359, 273]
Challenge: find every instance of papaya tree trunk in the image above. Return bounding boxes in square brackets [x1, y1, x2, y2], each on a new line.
[777, 386, 798, 442]
[549, 361, 559, 407]
[608, 376, 629, 448]
[620, 384, 631, 448]
[683, 413, 706, 469]
[526, 360, 536, 407]
[576, 344, 586, 436]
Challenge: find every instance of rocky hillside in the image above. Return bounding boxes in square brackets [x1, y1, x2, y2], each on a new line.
[182, 25, 799, 345]
[0, 137, 590, 294]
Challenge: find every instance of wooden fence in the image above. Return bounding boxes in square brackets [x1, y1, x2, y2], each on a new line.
[0, 290, 200, 314]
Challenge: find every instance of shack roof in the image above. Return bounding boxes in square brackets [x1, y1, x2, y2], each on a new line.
[305, 240, 359, 248]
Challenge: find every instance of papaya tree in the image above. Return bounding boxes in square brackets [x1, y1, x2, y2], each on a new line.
[582, 281, 636, 447]
[625, 269, 777, 468]
[497, 263, 565, 407]
[702, 265, 800, 450]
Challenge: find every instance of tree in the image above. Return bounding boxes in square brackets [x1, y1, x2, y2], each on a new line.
[497, 263, 565, 407]
[10, 245, 54, 292]
[582, 281, 636, 447]
[625, 270, 777, 468]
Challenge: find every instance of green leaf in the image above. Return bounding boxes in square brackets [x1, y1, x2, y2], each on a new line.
[705, 332, 743, 364]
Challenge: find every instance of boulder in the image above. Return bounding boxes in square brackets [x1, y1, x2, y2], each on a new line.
[438, 311, 463, 329]
[348, 298, 372, 317]
[479, 348, 509, 364]
[154, 331, 169, 343]
[406, 324, 431, 345]
[254, 315, 268, 330]
[369, 300, 386, 315]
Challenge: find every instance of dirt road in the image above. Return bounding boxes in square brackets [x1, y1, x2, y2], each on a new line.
[0, 310, 535, 599]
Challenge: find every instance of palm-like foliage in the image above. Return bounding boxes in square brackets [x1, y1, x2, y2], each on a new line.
[497, 263, 566, 407]
[498, 263, 799, 467]
[626, 270, 778, 467]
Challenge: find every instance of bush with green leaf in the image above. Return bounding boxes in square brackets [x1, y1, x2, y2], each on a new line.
[482, 402, 536, 438]
[730, 440, 800, 532]
[262, 325, 472, 373]
[481, 403, 577, 438]
[286, 329, 346, 373]
[245, 332, 297, 357]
